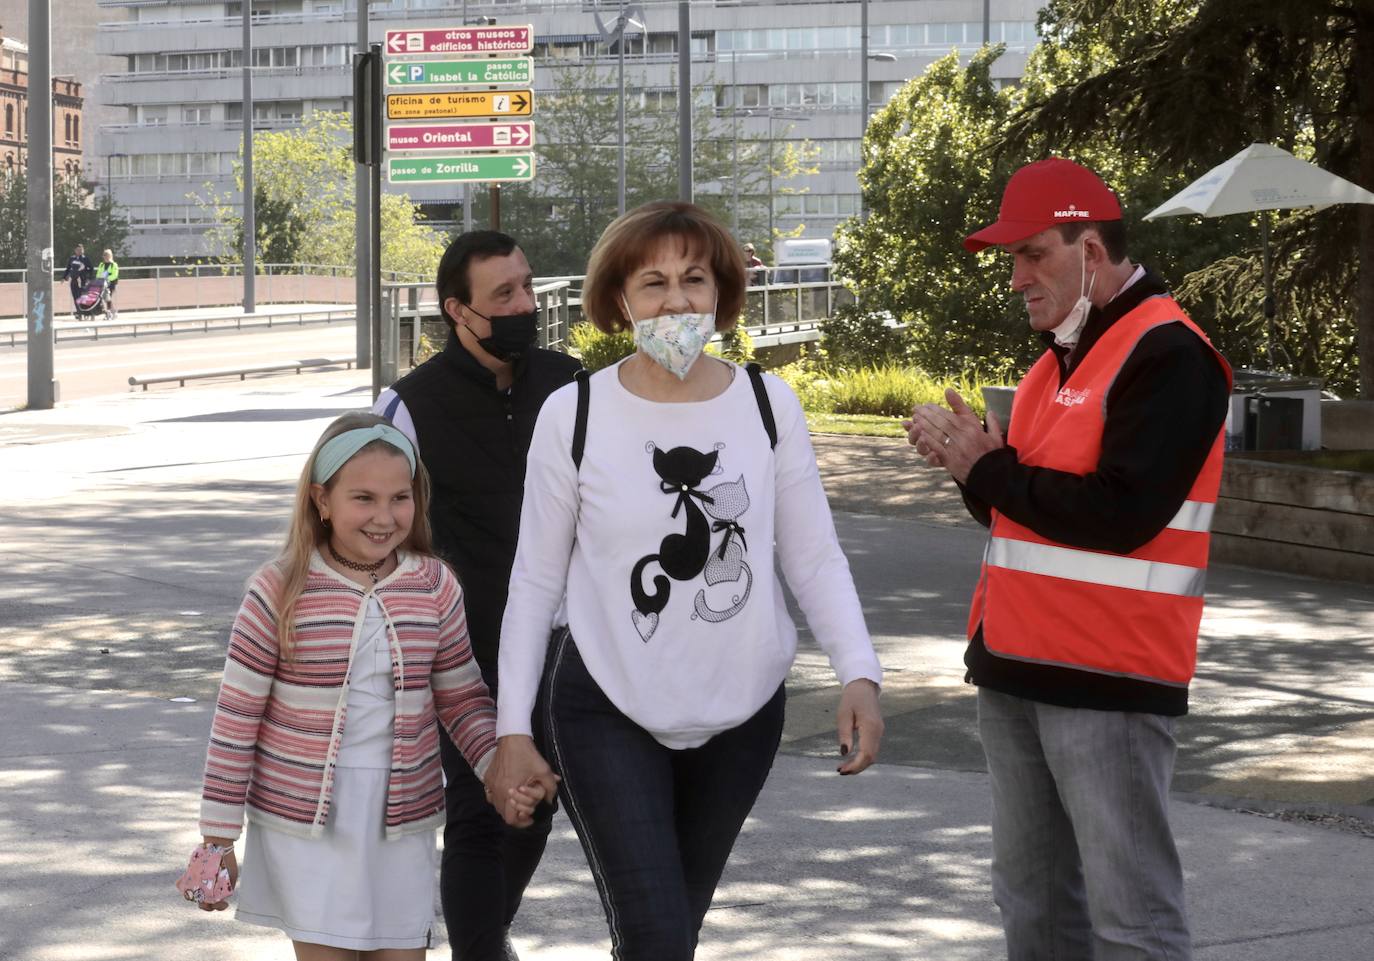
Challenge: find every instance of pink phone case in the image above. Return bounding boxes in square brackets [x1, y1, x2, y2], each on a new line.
[175, 844, 234, 904]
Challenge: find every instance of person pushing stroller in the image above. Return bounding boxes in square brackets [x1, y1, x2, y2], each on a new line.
[63, 244, 93, 318]
[96, 249, 120, 319]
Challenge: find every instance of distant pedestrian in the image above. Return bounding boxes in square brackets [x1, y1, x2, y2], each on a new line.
[742, 242, 765, 285]
[905, 157, 1232, 960]
[62, 243, 92, 314]
[183, 411, 543, 959]
[96, 249, 119, 319]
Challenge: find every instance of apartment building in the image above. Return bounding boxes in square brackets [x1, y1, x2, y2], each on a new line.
[0, 0, 119, 174]
[0, 31, 85, 179]
[96, 0, 1043, 258]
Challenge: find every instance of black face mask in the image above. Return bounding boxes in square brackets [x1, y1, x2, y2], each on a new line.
[462, 306, 539, 362]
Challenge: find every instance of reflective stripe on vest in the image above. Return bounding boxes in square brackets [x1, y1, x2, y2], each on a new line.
[986, 537, 1207, 598]
[1166, 499, 1215, 534]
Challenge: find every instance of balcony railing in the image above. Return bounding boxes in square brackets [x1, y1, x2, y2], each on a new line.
[102, 64, 350, 84]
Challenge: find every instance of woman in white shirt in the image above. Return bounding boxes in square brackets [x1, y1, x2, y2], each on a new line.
[485, 201, 883, 960]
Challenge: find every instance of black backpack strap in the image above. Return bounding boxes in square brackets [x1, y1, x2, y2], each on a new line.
[745, 362, 777, 450]
[571, 368, 591, 469]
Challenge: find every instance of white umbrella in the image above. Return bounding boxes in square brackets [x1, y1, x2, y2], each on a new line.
[1143, 143, 1374, 365]
[1144, 142, 1374, 219]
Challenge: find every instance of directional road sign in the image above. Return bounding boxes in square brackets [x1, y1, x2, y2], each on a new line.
[387, 153, 535, 185]
[385, 26, 533, 57]
[388, 121, 534, 152]
[386, 89, 533, 120]
[386, 57, 534, 88]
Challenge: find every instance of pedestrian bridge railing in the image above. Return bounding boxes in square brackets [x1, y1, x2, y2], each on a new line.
[0, 263, 422, 322]
[376, 279, 575, 387]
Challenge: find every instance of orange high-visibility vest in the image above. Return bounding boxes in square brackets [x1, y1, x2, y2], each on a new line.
[968, 294, 1232, 687]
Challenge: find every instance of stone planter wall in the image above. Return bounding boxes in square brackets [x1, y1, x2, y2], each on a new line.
[1322, 400, 1374, 450]
[1213, 455, 1374, 585]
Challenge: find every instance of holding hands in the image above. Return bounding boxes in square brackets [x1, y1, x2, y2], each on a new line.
[484, 735, 561, 827]
[903, 388, 1004, 484]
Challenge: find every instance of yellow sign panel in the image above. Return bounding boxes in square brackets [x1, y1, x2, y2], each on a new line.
[386, 89, 533, 120]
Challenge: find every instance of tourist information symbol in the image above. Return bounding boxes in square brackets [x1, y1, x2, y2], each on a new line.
[387, 121, 533, 152]
[386, 57, 534, 89]
[386, 89, 533, 121]
[387, 153, 535, 184]
[384, 26, 533, 56]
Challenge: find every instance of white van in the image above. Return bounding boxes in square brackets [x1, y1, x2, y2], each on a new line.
[772, 238, 832, 283]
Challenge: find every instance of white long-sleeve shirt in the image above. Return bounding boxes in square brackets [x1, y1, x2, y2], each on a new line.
[497, 358, 882, 749]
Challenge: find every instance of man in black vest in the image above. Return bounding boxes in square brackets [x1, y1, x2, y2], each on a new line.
[374, 231, 580, 961]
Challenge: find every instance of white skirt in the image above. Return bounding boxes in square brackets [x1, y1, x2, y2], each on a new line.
[234, 766, 438, 950]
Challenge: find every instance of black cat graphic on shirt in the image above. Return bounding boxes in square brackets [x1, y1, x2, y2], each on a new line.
[630, 443, 753, 641]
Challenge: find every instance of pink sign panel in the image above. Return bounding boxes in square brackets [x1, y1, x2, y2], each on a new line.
[385, 26, 534, 56]
[388, 122, 534, 152]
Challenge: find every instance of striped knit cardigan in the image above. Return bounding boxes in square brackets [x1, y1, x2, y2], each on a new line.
[199, 551, 497, 841]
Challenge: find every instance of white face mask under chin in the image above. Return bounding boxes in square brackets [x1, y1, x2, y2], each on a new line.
[1048, 243, 1097, 348]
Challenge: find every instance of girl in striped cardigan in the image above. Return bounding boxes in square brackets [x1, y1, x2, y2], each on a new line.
[188, 412, 543, 959]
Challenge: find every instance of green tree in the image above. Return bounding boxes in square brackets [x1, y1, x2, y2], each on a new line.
[0, 174, 130, 271]
[835, 46, 1031, 379]
[199, 111, 444, 280]
[839, 26, 1316, 387]
[1003, 0, 1372, 397]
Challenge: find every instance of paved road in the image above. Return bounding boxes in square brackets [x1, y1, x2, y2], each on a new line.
[0, 321, 357, 408]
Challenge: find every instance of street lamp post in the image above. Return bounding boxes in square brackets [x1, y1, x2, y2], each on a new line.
[731, 51, 739, 236]
[596, 4, 645, 217]
[858, 0, 897, 221]
[756, 110, 810, 250]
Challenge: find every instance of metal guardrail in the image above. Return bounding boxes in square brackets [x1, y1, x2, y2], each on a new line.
[1, 306, 356, 348]
[128, 356, 356, 391]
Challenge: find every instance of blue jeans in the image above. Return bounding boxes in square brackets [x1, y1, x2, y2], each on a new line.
[977, 688, 1191, 961]
[537, 629, 785, 961]
[440, 664, 554, 960]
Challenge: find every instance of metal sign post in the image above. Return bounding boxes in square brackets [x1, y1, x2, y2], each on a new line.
[353, 44, 384, 397]
[354, 0, 371, 369]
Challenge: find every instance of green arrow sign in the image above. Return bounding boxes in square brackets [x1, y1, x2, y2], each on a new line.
[386, 58, 534, 88]
[387, 153, 536, 184]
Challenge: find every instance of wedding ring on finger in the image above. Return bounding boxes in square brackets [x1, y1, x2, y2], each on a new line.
[943, 434, 952, 447]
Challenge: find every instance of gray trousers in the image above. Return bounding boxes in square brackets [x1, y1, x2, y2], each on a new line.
[977, 687, 1192, 961]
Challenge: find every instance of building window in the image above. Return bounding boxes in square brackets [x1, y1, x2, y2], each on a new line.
[73, 116, 80, 143]
[4, 104, 12, 134]
[64, 115, 72, 142]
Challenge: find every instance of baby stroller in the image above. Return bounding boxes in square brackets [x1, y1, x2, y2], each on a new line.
[73, 278, 113, 321]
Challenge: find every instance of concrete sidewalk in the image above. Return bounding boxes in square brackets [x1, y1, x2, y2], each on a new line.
[1, 369, 1371, 960]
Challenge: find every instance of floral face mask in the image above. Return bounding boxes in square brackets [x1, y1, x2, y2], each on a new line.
[623, 295, 718, 380]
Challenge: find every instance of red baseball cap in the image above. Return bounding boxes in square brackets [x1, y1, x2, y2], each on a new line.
[963, 157, 1122, 252]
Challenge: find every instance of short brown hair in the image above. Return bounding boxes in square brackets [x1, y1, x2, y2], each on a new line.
[581, 201, 748, 334]
[1057, 220, 1128, 264]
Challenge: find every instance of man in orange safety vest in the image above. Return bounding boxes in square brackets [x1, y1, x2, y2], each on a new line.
[905, 157, 1231, 961]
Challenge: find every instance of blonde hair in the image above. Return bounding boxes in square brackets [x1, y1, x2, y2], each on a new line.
[271, 411, 435, 658]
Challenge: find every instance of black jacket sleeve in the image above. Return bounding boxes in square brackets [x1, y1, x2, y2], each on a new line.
[963, 324, 1229, 554]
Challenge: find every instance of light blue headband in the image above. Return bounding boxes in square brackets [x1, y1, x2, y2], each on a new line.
[312, 424, 417, 484]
